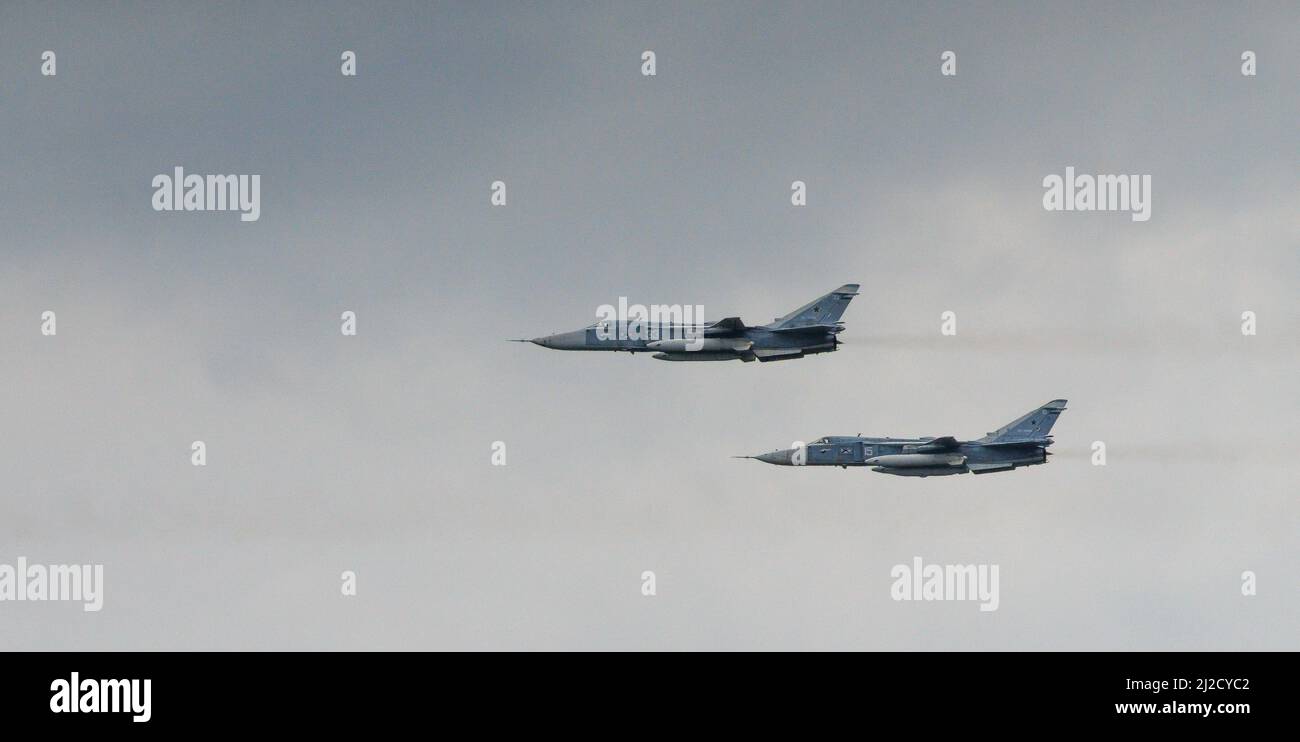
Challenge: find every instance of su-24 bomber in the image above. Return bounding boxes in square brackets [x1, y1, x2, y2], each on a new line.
[515, 284, 860, 362]
[739, 400, 1068, 477]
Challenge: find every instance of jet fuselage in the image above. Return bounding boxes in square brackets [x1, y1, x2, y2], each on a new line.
[521, 284, 860, 363]
[751, 437, 1050, 476]
[742, 400, 1068, 477]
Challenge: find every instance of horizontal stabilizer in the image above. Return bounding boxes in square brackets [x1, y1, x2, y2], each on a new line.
[769, 323, 843, 334]
[968, 462, 1016, 474]
[977, 438, 1052, 448]
[753, 348, 804, 362]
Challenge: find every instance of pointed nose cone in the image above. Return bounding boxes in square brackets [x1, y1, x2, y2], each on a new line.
[755, 449, 794, 466]
[531, 329, 586, 350]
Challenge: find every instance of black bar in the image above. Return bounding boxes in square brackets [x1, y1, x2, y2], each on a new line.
[0, 651, 1286, 730]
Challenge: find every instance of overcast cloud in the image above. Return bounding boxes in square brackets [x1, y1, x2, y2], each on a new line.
[0, 1, 1295, 649]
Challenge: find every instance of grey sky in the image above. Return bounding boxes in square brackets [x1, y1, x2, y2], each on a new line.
[1, 1, 1295, 649]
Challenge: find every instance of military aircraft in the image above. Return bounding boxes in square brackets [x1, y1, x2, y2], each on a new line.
[739, 400, 1067, 476]
[515, 284, 860, 362]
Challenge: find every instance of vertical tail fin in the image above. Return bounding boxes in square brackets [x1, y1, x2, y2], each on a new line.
[767, 284, 860, 329]
[978, 400, 1067, 443]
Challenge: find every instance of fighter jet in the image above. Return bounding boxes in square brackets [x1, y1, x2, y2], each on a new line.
[739, 400, 1067, 476]
[515, 284, 860, 362]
